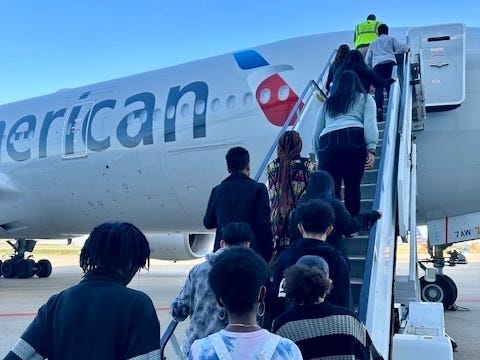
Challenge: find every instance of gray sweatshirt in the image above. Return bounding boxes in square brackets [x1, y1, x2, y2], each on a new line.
[312, 93, 378, 153]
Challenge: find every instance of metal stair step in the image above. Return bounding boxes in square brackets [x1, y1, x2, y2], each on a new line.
[362, 169, 379, 183]
[341, 183, 377, 199]
[345, 234, 370, 256]
[349, 256, 367, 279]
[360, 199, 374, 213]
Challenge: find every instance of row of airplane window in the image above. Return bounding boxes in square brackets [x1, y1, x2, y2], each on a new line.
[165, 84, 291, 119]
[121, 84, 292, 127]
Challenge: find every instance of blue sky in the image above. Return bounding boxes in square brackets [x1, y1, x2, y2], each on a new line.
[1, 1, 478, 105]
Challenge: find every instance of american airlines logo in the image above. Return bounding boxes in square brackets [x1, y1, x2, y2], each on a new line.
[233, 50, 303, 126]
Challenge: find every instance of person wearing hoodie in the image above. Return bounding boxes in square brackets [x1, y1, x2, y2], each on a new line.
[171, 222, 254, 359]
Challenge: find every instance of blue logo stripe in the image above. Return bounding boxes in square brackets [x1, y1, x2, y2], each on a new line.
[233, 50, 269, 70]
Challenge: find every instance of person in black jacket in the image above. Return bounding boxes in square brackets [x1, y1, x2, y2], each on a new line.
[204, 146, 273, 262]
[290, 170, 381, 264]
[4, 222, 160, 360]
[270, 199, 351, 325]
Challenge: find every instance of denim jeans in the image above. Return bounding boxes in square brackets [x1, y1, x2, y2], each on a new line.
[317, 127, 367, 216]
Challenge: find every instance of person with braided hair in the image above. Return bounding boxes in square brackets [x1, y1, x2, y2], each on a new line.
[267, 131, 315, 255]
[4, 222, 160, 360]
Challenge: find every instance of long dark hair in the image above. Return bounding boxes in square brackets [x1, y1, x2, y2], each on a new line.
[324, 70, 366, 117]
[276, 130, 303, 216]
[333, 44, 350, 65]
[301, 170, 335, 204]
[343, 49, 370, 75]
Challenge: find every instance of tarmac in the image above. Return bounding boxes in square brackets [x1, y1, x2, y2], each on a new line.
[1, 245, 479, 359]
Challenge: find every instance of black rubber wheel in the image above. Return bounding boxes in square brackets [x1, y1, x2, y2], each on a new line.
[16, 259, 35, 279]
[0, 260, 2, 277]
[36, 259, 52, 278]
[1, 259, 16, 278]
[442, 274, 458, 308]
[420, 274, 457, 309]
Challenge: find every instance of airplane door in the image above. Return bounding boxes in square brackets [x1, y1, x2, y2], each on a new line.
[62, 101, 95, 158]
[407, 23, 466, 106]
[166, 140, 244, 224]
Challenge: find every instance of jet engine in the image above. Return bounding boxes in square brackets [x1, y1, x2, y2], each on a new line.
[146, 233, 215, 261]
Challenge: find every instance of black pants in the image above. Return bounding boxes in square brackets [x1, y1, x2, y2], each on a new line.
[373, 61, 395, 110]
[317, 128, 367, 216]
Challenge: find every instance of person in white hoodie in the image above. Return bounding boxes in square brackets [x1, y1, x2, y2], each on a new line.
[365, 23, 409, 116]
[171, 222, 253, 359]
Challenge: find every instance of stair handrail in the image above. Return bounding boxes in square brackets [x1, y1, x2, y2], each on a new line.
[316, 49, 337, 92]
[358, 63, 404, 358]
[160, 319, 181, 359]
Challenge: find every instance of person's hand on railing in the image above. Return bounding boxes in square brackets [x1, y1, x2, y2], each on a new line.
[365, 152, 375, 169]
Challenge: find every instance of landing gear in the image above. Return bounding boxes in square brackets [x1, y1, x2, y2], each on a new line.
[418, 244, 466, 310]
[0, 239, 52, 278]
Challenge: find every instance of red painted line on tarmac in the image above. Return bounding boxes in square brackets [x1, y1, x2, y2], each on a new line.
[0, 306, 171, 318]
[456, 298, 480, 303]
[0, 312, 37, 318]
[155, 306, 170, 312]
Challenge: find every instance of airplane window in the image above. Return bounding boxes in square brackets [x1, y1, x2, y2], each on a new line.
[211, 98, 220, 112]
[153, 108, 161, 123]
[126, 112, 135, 126]
[195, 100, 206, 114]
[278, 85, 290, 101]
[181, 103, 189, 117]
[139, 109, 148, 123]
[227, 95, 236, 109]
[243, 92, 253, 107]
[166, 105, 175, 119]
[260, 88, 271, 104]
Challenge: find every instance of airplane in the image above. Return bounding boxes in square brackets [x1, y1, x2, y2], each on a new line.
[0, 21, 478, 358]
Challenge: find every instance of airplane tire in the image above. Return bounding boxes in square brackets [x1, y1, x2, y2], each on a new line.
[420, 274, 457, 309]
[16, 259, 35, 279]
[36, 259, 52, 278]
[1, 259, 16, 278]
[0, 260, 2, 277]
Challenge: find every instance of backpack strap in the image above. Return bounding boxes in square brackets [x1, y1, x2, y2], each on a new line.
[208, 332, 232, 360]
[259, 333, 281, 360]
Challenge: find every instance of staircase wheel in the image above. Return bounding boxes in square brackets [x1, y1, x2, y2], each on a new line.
[36, 259, 52, 278]
[420, 274, 457, 310]
[1, 259, 16, 278]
